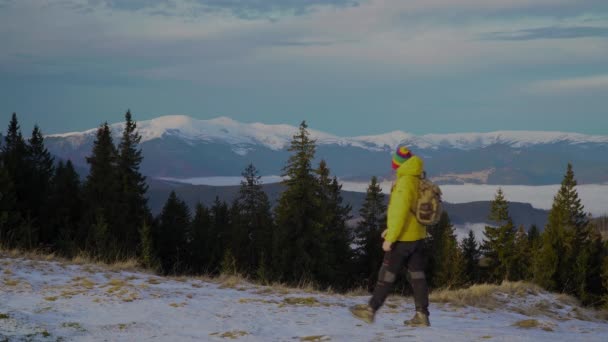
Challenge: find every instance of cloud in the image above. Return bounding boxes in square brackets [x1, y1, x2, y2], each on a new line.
[527, 74, 608, 93]
[84, 0, 362, 19]
[484, 26, 608, 40]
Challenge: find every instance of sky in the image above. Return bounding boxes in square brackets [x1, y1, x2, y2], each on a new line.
[1, 0, 607, 136]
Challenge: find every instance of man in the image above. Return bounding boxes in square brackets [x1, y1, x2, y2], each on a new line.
[350, 145, 430, 327]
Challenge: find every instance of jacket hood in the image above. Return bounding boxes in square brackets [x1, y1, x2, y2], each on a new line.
[396, 155, 423, 177]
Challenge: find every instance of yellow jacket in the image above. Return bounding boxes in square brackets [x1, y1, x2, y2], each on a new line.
[385, 155, 426, 242]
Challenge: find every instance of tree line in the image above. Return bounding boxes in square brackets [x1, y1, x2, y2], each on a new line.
[1, 112, 607, 307]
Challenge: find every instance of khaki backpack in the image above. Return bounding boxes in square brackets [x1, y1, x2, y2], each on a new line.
[412, 174, 443, 226]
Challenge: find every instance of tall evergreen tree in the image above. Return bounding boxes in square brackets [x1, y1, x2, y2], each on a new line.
[273, 121, 322, 283]
[188, 202, 212, 274]
[156, 191, 190, 274]
[207, 197, 230, 274]
[28, 125, 55, 245]
[139, 219, 156, 269]
[82, 122, 119, 257]
[233, 164, 274, 277]
[527, 224, 541, 250]
[1, 113, 28, 246]
[116, 110, 150, 256]
[534, 163, 590, 294]
[354, 176, 386, 289]
[0, 162, 16, 246]
[602, 253, 608, 308]
[511, 225, 531, 281]
[461, 230, 480, 285]
[47, 160, 82, 256]
[315, 160, 353, 288]
[428, 211, 464, 289]
[481, 188, 516, 282]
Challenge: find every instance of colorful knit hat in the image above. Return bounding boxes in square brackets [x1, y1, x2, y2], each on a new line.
[392, 145, 413, 170]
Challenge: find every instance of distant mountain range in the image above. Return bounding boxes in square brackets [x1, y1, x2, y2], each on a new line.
[147, 179, 549, 229]
[45, 115, 608, 185]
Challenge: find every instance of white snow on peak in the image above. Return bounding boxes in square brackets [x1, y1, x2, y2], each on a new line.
[47, 115, 608, 151]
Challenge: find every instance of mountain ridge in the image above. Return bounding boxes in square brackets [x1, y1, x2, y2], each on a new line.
[48, 114, 608, 152]
[44, 115, 608, 185]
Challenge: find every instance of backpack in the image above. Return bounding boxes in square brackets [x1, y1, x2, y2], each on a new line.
[412, 175, 443, 226]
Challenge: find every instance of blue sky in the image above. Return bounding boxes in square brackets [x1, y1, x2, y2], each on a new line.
[1, 0, 607, 136]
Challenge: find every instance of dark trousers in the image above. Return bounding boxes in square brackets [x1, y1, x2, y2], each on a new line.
[369, 240, 429, 316]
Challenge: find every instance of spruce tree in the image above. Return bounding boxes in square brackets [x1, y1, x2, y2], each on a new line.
[156, 191, 190, 274]
[511, 225, 531, 281]
[116, 110, 150, 256]
[461, 230, 480, 285]
[233, 164, 273, 277]
[428, 211, 465, 289]
[354, 176, 386, 290]
[481, 188, 516, 282]
[0, 159, 17, 246]
[602, 253, 608, 308]
[527, 224, 541, 250]
[534, 163, 591, 295]
[139, 219, 156, 270]
[315, 160, 353, 288]
[28, 125, 55, 245]
[188, 202, 212, 274]
[273, 121, 322, 283]
[208, 197, 230, 274]
[1, 113, 28, 246]
[47, 160, 82, 256]
[83, 122, 119, 258]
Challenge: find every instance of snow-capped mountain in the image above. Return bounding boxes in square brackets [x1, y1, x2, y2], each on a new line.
[50, 114, 608, 152]
[45, 115, 608, 185]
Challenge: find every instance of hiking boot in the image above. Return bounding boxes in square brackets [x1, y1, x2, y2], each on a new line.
[350, 304, 375, 324]
[404, 311, 430, 327]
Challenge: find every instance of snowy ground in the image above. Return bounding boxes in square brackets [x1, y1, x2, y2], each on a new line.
[2, 255, 608, 341]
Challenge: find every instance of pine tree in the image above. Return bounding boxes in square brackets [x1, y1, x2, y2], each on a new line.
[116, 110, 150, 257]
[315, 160, 353, 288]
[188, 202, 212, 274]
[1, 113, 29, 247]
[511, 225, 531, 281]
[233, 164, 273, 277]
[0, 159, 17, 246]
[481, 188, 516, 282]
[47, 160, 82, 256]
[534, 163, 590, 295]
[273, 121, 322, 283]
[602, 253, 608, 308]
[208, 197, 230, 274]
[527, 224, 541, 250]
[354, 176, 386, 290]
[139, 219, 157, 270]
[461, 230, 480, 285]
[428, 212, 465, 289]
[83, 122, 119, 258]
[28, 125, 55, 246]
[156, 191, 190, 274]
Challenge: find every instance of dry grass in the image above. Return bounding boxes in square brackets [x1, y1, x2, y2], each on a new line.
[430, 281, 541, 309]
[209, 330, 249, 339]
[3, 278, 20, 287]
[0, 247, 144, 273]
[513, 319, 554, 331]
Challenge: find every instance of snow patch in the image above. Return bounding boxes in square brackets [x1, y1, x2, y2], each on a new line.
[2, 256, 608, 341]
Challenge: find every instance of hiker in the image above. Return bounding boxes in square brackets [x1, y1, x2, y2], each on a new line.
[350, 145, 431, 327]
